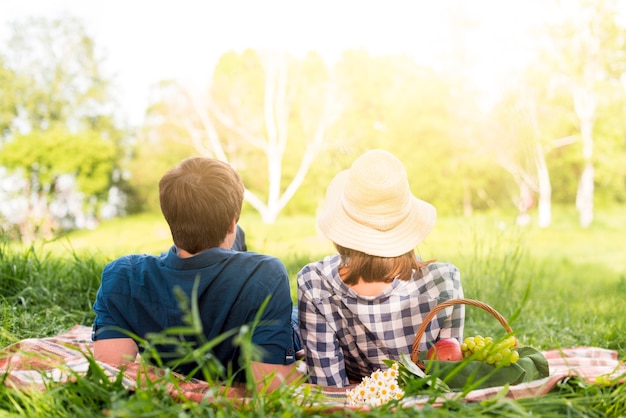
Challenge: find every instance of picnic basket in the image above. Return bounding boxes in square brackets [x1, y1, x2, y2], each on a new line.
[409, 298, 549, 390]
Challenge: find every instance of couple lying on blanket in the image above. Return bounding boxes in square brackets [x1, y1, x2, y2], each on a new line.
[9, 151, 623, 404]
[92, 150, 463, 393]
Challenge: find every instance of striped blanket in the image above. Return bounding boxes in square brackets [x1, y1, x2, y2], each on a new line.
[1, 325, 625, 408]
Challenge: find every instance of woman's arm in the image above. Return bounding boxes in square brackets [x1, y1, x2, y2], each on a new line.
[297, 286, 348, 387]
[437, 264, 465, 340]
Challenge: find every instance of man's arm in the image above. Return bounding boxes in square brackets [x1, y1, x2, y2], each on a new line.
[251, 361, 304, 392]
[94, 338, 138, 365]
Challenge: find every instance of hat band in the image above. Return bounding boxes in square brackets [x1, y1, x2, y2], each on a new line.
[341, 198, 412, 232]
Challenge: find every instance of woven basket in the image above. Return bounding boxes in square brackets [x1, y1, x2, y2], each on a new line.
[410, 298, 516, 367]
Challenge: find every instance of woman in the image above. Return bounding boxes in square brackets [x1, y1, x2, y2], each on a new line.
[297, 149, 464, 387]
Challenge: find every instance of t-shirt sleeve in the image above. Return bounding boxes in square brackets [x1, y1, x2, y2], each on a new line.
[92, 260, 134, 341]
[247, 259, 296, 365]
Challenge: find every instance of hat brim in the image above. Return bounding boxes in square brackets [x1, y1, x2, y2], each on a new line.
[318, 170, 436, 257]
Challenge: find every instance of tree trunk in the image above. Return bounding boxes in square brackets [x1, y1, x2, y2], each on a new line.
[576, 163, 594, 228]
[535, 142, 552, 228]
[573, 88, 596, 228]
[181, 52, 337, 224]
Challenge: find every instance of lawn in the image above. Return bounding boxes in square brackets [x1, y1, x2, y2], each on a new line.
[1, 206, 625, 416]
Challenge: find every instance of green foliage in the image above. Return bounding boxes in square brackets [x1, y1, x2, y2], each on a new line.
[212, 49, 266, 129]
[0, 128, 117, 197]
[547, 141, 583, 203]
[130, 112, 198, 213]
[593, 96, 626, 205]
[136, 39, 626, 222]
[289, 51, 494, 217]
[2, 16, 117, 134]
[140, 49, 336, 221]
[0, 127, 119, 241]
[0, 58, 19, 138]
[0, 15, 132, 240]
[3, 10, 626, 230]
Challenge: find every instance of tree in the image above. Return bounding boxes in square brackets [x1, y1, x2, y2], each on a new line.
[0, 16, 129, 241]
[0, 58, 19, 140]
[143, 49, 339, 223]
[2, 16, 119, 134]
[0, 128, 117, 241]
[539, 0, 626, 227]
[489, 87, 557, 227]
[329, 51, 472, 215]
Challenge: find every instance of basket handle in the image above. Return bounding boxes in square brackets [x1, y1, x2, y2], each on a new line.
[410, 298, 514, 366]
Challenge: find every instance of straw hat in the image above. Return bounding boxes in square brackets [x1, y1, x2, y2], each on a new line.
[318, 149, 436, 257]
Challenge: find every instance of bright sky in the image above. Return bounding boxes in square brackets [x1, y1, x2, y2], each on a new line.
[0, 0, 549, 125]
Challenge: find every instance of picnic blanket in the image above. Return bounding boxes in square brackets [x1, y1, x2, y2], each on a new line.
[1, 325, 625, 408]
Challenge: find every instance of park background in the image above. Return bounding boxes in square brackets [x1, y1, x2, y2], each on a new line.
[0, 0, 624, 354]
[1, 1, 626, 415]
[2, 0, 626, 236]
[1, 0, 626, 336]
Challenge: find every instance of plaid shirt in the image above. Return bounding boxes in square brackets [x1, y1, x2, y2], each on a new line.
[297, 254, 464, 387]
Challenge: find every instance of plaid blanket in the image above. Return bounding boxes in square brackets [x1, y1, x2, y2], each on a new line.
[1, 325, 625, 408]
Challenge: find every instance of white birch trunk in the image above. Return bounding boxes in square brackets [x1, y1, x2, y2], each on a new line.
[535, 142, 552, 228]
[576, 163, 594, 228]
[506, 89, 553, 228]
[181, 52, 337, 224]
[572, 88, 596, 228]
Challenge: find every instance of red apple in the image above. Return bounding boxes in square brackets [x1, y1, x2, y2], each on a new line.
[426, 338, 463, 361]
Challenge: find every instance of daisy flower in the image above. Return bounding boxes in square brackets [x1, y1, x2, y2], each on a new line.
[346, 363, 405, 407]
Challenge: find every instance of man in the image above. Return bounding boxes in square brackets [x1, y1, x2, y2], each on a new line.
[92, 157, 300, 391]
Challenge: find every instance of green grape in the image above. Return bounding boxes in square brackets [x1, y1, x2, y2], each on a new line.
[461, 335, 520, 367]
[506, 336, 517, 348]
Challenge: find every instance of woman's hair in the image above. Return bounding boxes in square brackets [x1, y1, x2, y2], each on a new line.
[335, 244, 434, 286]
[159, 157, 244, 254]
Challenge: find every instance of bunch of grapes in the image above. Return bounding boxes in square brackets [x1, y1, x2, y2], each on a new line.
[461, 335, 520, 367]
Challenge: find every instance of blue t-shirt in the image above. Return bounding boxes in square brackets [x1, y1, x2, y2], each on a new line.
[92, 246, 295, 380]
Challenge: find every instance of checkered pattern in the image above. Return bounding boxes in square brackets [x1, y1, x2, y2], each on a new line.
[297, 254, 464, 387]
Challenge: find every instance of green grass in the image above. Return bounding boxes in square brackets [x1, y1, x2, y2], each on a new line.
[1, 206, 626, 416]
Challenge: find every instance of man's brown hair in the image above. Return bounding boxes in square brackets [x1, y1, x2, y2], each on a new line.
[159, 157, 244, 254]
[336, 244, 434, 286]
